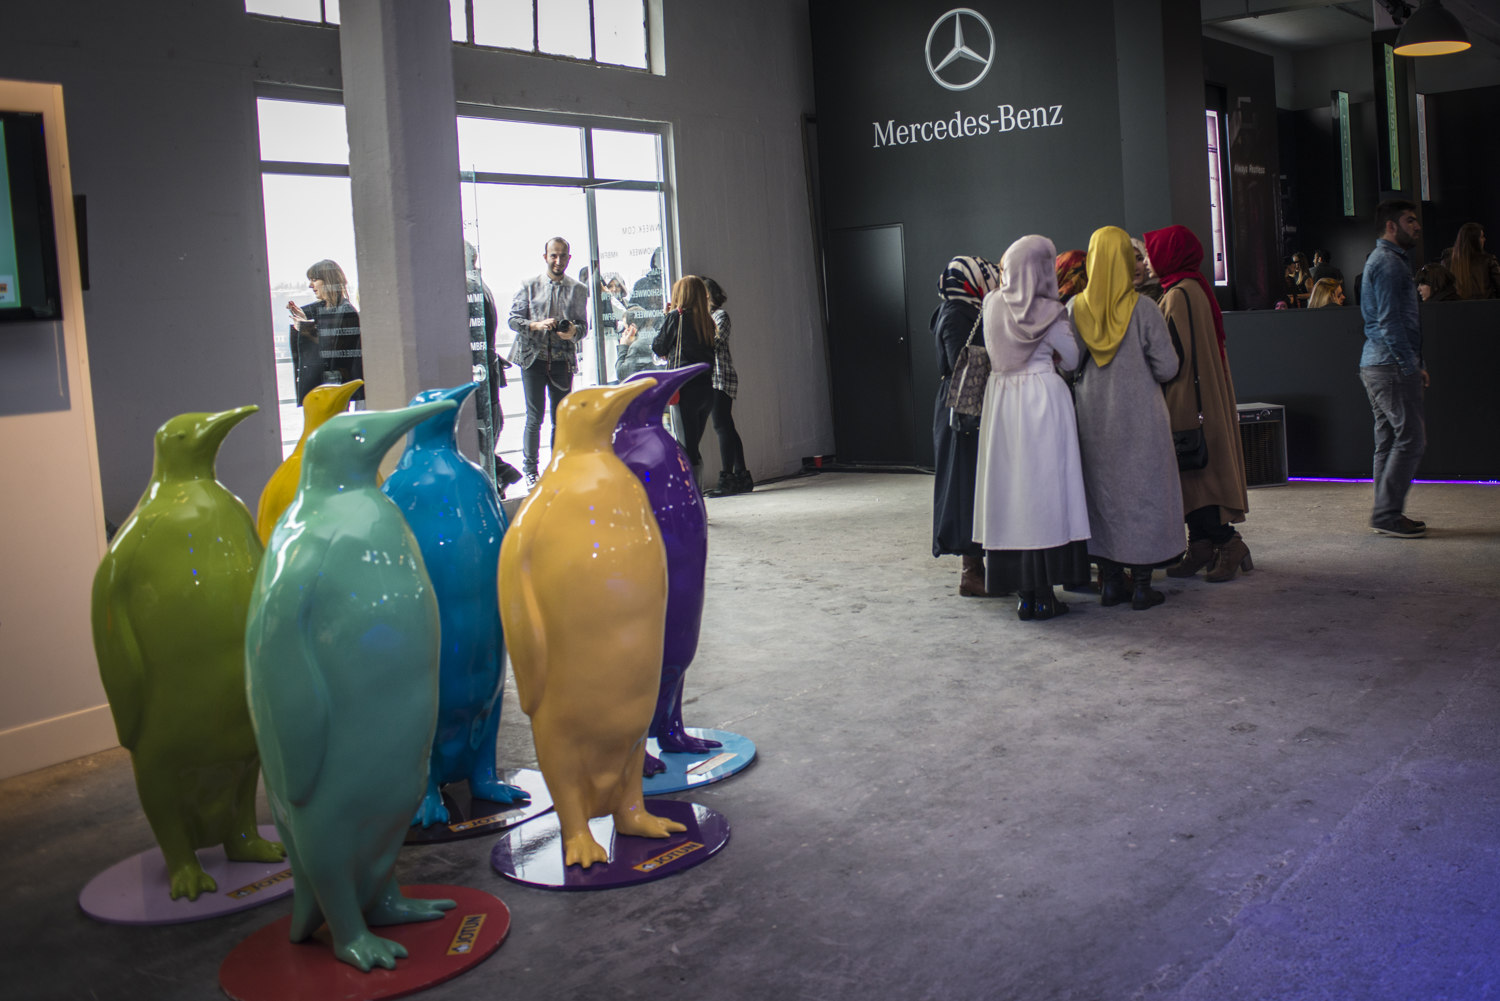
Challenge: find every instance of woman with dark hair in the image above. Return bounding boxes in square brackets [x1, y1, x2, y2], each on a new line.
[973, 236, 1090, 621]
[1069, 226, 1183, 610]
[930, 255, 1002, 596]
[699, 277, 753, 497]
[1417, 263, 1461, 302]
[1308, 277, 1346, 308]
[1449, 222, 1500, 300]
[286, 258, 363, 406]
[652, 275, 718, 485]
[1131, 237, 1162, 302]
[1147, 225, 1252, 583]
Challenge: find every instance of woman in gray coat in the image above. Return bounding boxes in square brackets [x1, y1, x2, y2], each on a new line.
[1068, 226, 1184, 609]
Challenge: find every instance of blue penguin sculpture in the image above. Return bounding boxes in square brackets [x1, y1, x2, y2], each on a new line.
[382, 381, 529, 827]
[245, 401, 459, 973]
[617, 365, 722, 776]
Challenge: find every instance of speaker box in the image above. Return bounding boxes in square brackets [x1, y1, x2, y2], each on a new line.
[1238, 402, 1288, 487]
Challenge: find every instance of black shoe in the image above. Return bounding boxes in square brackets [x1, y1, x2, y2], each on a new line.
[1017, 591, 1036, 621]
[496, 462, 523, 487]
[1098, 561, 1130, 607]
[1372, 516, 1426, 538]
[1130, 567, 1165, 609]
[524, 471, 539, 488]
[704, 472, 738, 498]
[734, 469, 754, 493]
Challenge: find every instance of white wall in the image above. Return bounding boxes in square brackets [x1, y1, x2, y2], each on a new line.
[0, 1, 829, 774]
[0, 81, 113, 780]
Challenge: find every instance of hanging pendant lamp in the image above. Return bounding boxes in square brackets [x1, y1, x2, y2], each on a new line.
[1393, 0, 1472, 56]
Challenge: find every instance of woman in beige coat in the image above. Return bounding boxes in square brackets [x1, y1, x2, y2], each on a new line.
[1144, 225, 1251, 582]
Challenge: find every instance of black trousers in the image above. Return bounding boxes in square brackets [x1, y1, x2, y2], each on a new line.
[710, 389, 746, 473]
[520, 359, 573, 474]
[675, 374, 716, 468]
[1185, 504, 1236, 545]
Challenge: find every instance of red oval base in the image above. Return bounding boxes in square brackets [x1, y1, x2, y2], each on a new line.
[218, 884, 509, 1001]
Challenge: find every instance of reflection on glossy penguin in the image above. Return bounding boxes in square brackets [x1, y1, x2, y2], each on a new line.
[91, 406, 285, 900]
[246, 401, 457, 972]
[255, 379, 366, 544]
[499, 379, 687, 868]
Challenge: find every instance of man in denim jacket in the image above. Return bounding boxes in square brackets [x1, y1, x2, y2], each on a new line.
[508, 237, 590, 486]
[1359, 200, 1428, 538]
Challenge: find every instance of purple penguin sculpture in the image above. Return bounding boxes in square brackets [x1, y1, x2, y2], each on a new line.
[617, 364, 722, 776]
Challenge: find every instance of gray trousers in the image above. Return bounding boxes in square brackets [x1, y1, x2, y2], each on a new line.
[1359, 365, 1426, 527]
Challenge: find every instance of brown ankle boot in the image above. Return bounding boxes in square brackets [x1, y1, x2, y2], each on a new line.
[1205, 533, 1253, 583]
[960, 554, 988, 597]
[1166, 538, 1214, 578]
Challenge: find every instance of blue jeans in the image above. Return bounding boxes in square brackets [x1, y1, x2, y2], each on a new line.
[1359, 365, 1426, 527]
[520, 359, 573, 475]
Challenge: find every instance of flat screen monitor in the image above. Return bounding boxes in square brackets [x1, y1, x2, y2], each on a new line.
[0, 110, 64, 323]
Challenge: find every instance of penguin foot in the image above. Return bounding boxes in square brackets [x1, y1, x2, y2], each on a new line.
[410, 786, 451, 828]
[224, 835, 286, 864]
[656, 730, 723, 755]
[563, 832, 612, 869]
[367, 892, 457, 927]
[167, 865, 219, 901]
[334, 930, 408, 972]
[614, 809, 688, 840]
[469, 777, 532, 806]
[642, 752, 666, 777]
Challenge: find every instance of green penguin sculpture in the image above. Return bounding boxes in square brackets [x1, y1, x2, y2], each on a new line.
[90, 405, 286, 901]
[246, 401, 459, 973]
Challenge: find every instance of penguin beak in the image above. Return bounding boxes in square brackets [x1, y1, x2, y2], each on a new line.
[330, 379, 365, 412]
[198, 405, 259, 450]
[408, 381, 479, 411]
[358, 399, 459, 460]
[595, 377, 658, 429]
[629, 363, 709, 404]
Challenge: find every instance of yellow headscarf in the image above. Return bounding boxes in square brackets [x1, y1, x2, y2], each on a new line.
[1072, 225, 1140, 368]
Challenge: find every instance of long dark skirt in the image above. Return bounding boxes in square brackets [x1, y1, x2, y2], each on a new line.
[987, 540, 1091, 595]
[932, 386, 983, 558]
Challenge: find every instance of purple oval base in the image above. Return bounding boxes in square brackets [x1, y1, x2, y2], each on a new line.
[489, 799, 729, 891]
[642, 728, 756, 795]
[404, 768, 553, 845]
[79, 824, 293, 925]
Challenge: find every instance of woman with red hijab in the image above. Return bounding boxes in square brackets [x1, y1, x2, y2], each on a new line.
[1145, 225, 1252, 582]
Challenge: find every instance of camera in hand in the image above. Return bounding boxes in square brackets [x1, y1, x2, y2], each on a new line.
[555, 318, 573, 334]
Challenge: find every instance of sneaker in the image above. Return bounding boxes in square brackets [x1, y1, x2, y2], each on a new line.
[524, 471, 539, 488]
[1372, 516, 1426, 538]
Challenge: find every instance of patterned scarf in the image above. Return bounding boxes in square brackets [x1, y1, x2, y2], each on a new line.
[939, 255, 1001, 306]
[1055, 250, 1087, 301]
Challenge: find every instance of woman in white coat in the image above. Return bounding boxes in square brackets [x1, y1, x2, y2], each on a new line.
[973, 235, 1092, 621]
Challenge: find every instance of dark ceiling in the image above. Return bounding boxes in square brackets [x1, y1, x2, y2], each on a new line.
[1202, 0, 1500, 54]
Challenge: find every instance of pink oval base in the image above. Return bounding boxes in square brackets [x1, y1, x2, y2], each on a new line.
[218, 884, 510, 1001]
[78, 824, 293, 925]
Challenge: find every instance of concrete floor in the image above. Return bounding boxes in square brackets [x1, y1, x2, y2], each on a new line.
[4, 472, 1498, 1000]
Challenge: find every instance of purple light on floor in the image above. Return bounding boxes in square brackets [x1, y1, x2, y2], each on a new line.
[1288, 477, 1499, 486]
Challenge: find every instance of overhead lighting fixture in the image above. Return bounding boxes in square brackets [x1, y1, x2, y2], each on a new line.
[1393, 0, 1472, 56]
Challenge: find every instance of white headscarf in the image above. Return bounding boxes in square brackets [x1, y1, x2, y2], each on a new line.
[984, 235, 1066, 372]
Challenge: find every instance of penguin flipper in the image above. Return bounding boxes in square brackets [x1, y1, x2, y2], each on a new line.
[260, 583, 332, 807]
[501, 529, 549, 718]
[91, 564, 146, 751]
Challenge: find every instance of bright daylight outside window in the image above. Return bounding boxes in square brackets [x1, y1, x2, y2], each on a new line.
[246, 0, 649, 70]
[256, 96, 671, 481]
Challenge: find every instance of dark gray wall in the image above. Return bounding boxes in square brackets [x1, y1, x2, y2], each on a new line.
[0, 0, 830, 525]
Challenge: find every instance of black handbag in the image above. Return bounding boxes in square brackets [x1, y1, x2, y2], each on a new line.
[945, 311, 989, 419]
[1171, 310, 1209, 472]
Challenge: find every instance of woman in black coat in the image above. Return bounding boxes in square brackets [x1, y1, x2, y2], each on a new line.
[930, 255, 1001, 596]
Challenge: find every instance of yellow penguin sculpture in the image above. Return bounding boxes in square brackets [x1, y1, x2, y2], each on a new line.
[255, 380, 366, 543]
[499, 379, 687, 868]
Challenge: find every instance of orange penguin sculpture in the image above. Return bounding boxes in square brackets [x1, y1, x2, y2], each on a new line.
[498, 379, 687, 868]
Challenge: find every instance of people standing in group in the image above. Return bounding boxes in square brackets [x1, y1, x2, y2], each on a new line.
[1146, 225, 1253, 583]
[1359, 200, 1428, 538]
[1448, 222, 1500, 300]
[1283, 251, 1311, 307]
[1069, 225, 1184, 609]
[699, 277, 753, 498]
[1308, 249, 1343, 287]
[507, 236, 590, 487]
[929, 256, 1002, 597]
[1308, 277, 1346, 308]
[287, 258, 363, 407]
[1130, 237, 1163, 303]
[972, 236, 1091, 621]
[651, 275, 718, 487]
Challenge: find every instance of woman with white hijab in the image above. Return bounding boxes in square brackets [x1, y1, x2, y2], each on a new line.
[973, 235, 1091, 621]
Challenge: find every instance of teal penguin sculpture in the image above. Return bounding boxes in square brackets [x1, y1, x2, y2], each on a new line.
[246, 401, 458, 972]
[91, 405, 286, 901]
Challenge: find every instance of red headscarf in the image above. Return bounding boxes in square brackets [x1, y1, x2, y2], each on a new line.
[1143, 226, 1226, 361]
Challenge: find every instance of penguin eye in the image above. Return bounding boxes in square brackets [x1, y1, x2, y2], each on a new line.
[352, 430, 366, 443]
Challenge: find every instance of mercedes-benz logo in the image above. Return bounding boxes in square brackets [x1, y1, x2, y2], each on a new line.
[925, 8, 995, 92]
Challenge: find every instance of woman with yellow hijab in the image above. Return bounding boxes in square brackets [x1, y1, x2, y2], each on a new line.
[1068, 226, 1184, 610]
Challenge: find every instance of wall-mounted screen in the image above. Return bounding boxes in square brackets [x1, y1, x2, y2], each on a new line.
[0, 111, 64, 323]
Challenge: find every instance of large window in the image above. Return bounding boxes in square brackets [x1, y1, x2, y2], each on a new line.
[255, 95, 672, 478]
[1206, 109, 1229, 287]
[246, 0, 650, 70]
